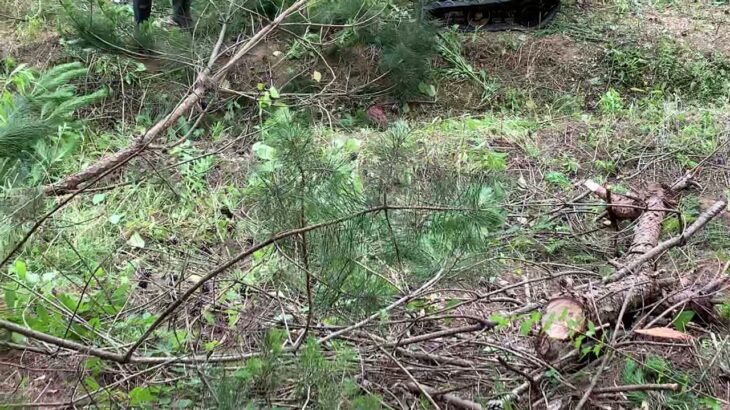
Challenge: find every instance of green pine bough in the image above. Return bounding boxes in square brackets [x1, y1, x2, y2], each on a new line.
[0, 62, 106, 159]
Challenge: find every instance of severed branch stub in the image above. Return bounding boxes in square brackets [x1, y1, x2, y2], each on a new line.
[583, 179, 643, 220]
[536, 175, 728, 363]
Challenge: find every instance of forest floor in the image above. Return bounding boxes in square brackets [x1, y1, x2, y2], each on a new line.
[0, 0, 729, 409]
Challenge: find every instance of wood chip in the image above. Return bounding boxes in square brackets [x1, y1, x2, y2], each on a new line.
[635, 327, 693, 341]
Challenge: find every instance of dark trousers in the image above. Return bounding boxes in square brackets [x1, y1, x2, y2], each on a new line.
[133, 0, 191, 27]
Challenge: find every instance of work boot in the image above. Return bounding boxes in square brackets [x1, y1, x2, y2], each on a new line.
[133, 0, 152, 25]
[171, 0, 192, 29]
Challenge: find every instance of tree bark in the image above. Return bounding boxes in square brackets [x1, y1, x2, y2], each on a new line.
[537, 177, 727, 361]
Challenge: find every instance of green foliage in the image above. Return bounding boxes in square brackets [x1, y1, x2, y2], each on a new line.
[607, 37, 730, 101]
[0, 61, 105, 160]
[437, 30, 498, 102]
[599, 88, 624, 115]
[62, 0, 200, 70]
[545, 171, 571, 188]
[313, 1, 439, 100]
[208, 333, 378, 408]
[0, 61, 104, 259]
[2, 258, 131, 344]
[245, 108, 506, 316]
[365, 18, 439, 100]
[622, 356, 720, 409]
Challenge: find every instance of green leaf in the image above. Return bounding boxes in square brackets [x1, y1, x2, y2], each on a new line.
[592, 343, 602, 356]
[269, 86, 280, 99]
[574, 334, 585, 349]
[227, 310, 239, 328]
[84, 376, 100, 391]
[35, 304, 49, 326]
[202, 310, 215, 325]
[581, 345, 592, 357]
[586, 320, 597, 337]
[672, 310, 695, 331]
[58, 293, 81, 311]
[84, 357, 104, 376]
[129, 386, 156, 405]
[14, 260, 27, 280]
[312, 70, 322, 83]
[418, 82, 437, 97]
[10, 332, 26, 344]
[92, 193, 106, 205]
[545, 171, 571, 187]
[489, 313, 509, 329]
[109, 214, 123, 224]
[258, 93, 272, 108]
[127, 232, 145, 249]
[701, 396, 722, 410]
[4, 288, 16, 313]
[481, 151, 508, 171]
[519, 319, 533, 336]
[252, 142, 276, 161]
[174, 399, 193, 409]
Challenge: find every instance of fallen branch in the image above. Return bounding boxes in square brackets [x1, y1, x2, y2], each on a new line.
[592, 383, 680, 394]
[404, 382, 482, 410]
[383, 323, 490, 348]
[606, 199, 728, 283]
[497, 356, 539, 394]
[0, 232, 450, 363]
[382, 348, 442, 410]
[574, 286, 634, 410]
[538, 173, 727, 362]
[0, 318, 126, 362]
[43, 0, 311, 196]
[584, 180, 643, 220]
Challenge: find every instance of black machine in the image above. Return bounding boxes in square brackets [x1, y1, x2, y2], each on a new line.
[424, 0, 560, 31]
[130, 0, 559, 32]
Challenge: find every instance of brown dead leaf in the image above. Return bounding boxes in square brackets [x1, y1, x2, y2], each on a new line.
[635, 327, 693, 341]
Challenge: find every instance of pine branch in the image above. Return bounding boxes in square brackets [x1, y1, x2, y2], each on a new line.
[0, 62, 104, 159]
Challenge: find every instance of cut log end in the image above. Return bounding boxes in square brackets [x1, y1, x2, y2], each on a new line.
[583, 179, 643, 220]
[541, 297, 586, 340]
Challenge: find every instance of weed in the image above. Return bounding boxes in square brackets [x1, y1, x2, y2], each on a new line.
[599, 88, 625, 115]
[437, 30, 499, 103]
[606, 37, 730, 102]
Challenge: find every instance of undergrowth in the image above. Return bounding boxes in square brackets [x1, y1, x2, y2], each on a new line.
[607, 37, 730, 102]
[1, 0, 730, 408]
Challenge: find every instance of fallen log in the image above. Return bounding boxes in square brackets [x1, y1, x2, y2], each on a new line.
[537, 175, 728, 362]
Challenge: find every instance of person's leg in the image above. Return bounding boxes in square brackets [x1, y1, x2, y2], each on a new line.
[171, 0, 192, 28]
[133, 0, 152, 24]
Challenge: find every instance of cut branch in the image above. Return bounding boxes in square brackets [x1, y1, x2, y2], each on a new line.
[606, 199, 728, 283]
[538, 173, 727, 363]
[584, 179, 643, 220]
[43, 0, 311, 196]
[403, 382, 483, 410]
